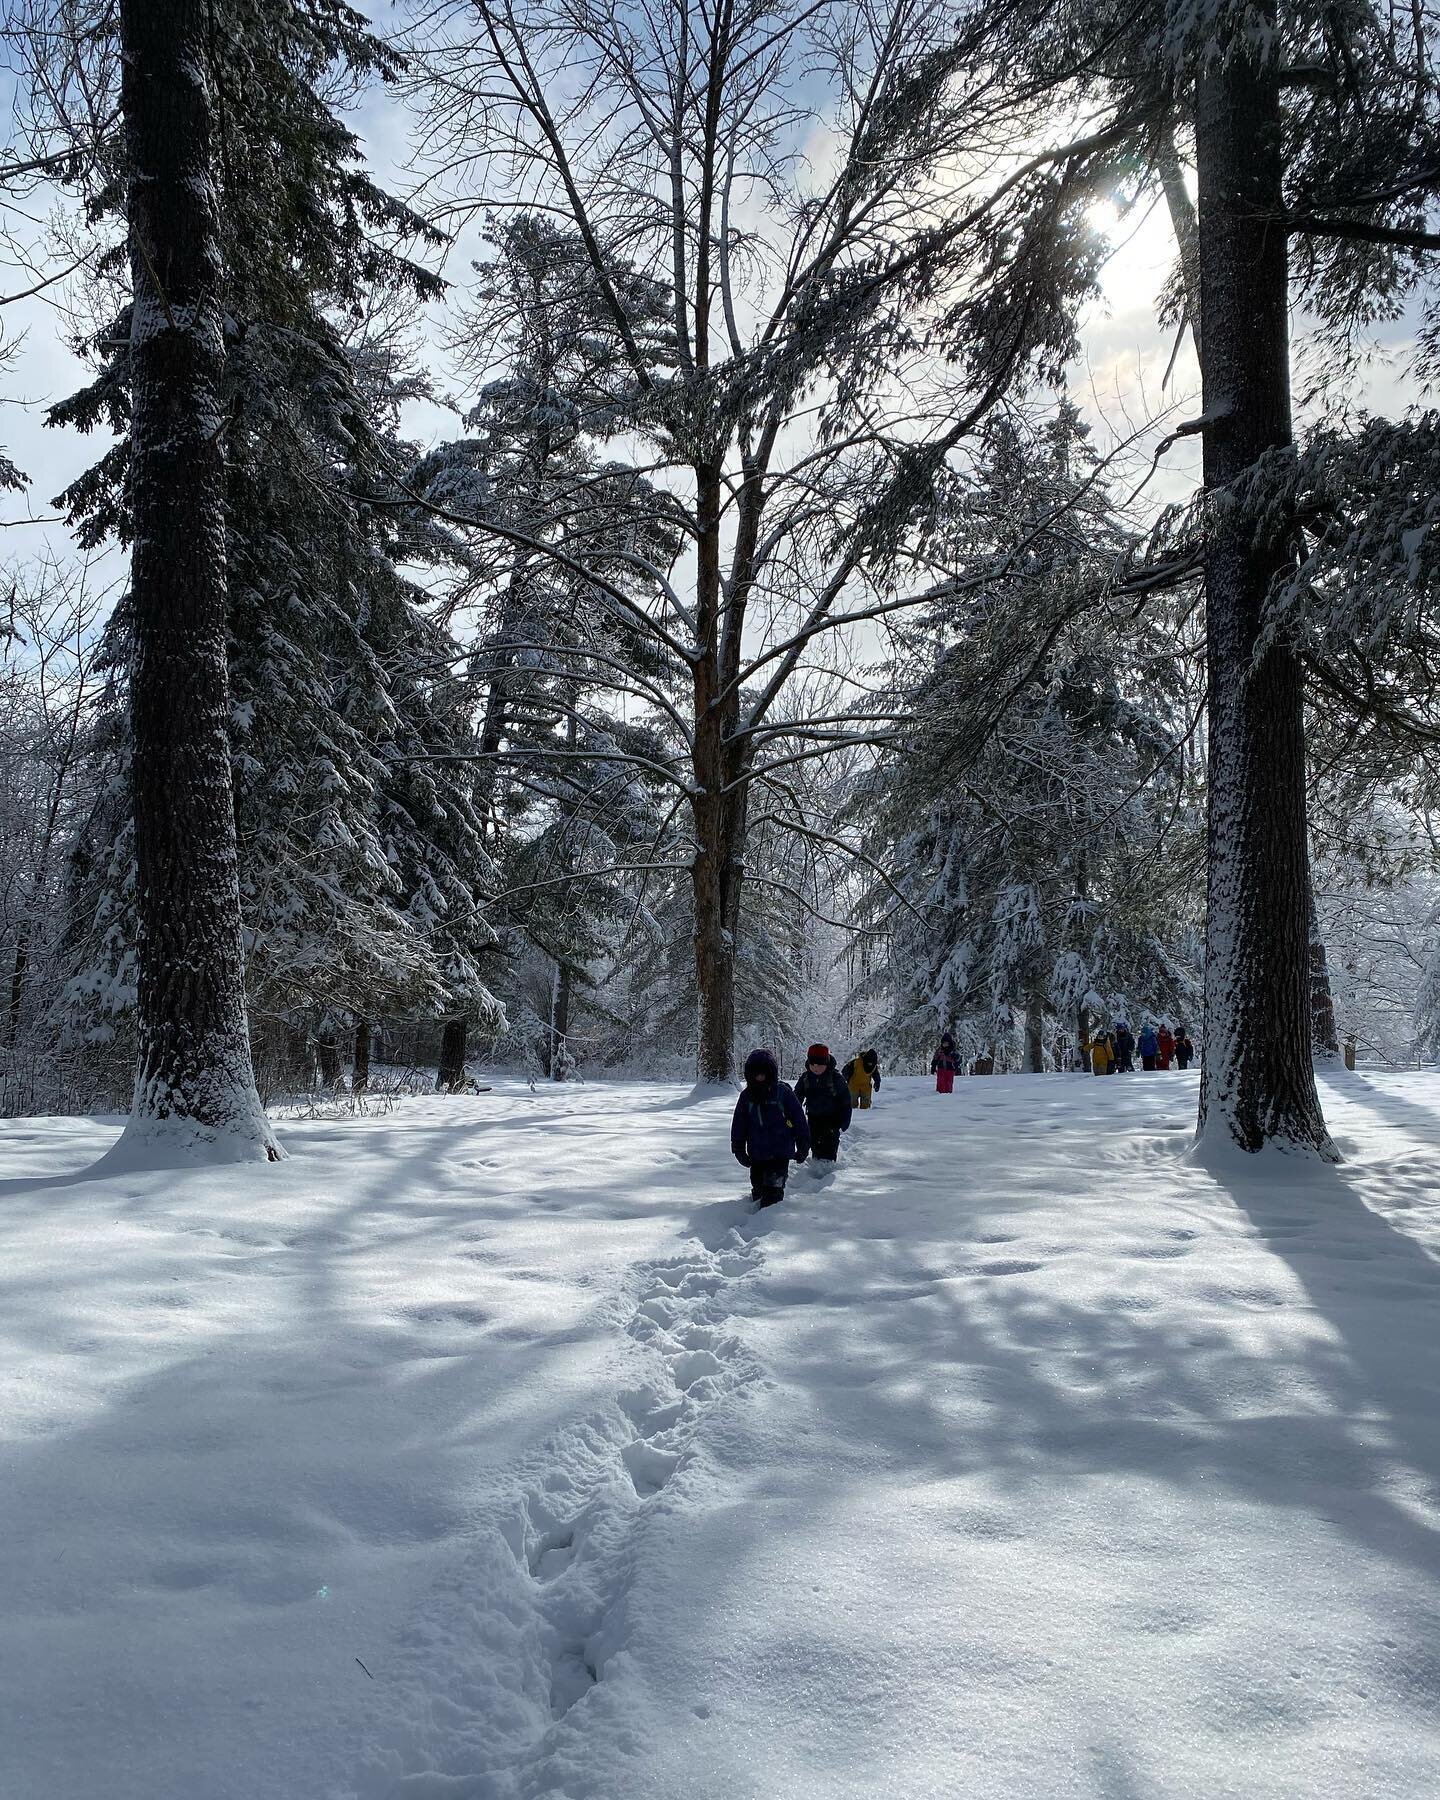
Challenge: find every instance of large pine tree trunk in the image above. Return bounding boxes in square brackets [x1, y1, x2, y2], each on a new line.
[1024, 986, 1045, 1074]
[352, 1018, 371, 1093]
[690, 785, 741, 1085]
[550, 960, 573, 1080]
[437, 1017, 468, 1092]
[118, 0, 278, 1162]
[1194, 36, 1333, 1157]
[689, 461, 743, 1085]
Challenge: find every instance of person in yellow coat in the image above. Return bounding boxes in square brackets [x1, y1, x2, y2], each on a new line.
[842, 1048, 881, 1108]
[1087, 1031, 1114, 1077]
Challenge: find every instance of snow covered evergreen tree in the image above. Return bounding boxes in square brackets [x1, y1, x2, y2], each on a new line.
[51, 0, 501, 1088]
[413, 213, 685, 1078]
[856, 411, 1203, 1067]
[987, 0, 1439, 1149]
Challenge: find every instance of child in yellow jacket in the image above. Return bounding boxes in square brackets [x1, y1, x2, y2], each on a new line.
[843, 1048, 881, 1108]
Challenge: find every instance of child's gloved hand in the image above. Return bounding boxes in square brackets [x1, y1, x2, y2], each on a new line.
[734, 1151, 751, 1167]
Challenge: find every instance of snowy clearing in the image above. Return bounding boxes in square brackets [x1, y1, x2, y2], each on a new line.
[5, 1070, 1440, 1799]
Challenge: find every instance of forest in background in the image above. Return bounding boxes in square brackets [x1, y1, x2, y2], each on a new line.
[0, 0, 1437, 1154]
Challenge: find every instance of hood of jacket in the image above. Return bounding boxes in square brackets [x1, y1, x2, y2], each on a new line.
[743, 1048, 779, 1087]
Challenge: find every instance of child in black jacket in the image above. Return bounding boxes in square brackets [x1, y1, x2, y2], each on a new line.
[731, 1048, 811, 1206]
[794, 1043, 853, 1162]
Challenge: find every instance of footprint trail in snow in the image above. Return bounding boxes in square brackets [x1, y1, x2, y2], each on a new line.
[353, 1205, 768, 1798]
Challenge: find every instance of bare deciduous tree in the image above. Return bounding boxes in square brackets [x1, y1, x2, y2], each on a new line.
[409, 0, 1113, 1081]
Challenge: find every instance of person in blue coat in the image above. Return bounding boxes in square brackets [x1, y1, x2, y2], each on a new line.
[731, 1048, 810, 1206]
[1137, 1022, 1160, 1071]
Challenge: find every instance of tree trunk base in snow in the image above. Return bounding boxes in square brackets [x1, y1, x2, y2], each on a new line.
[437, 1018, 468, 1092]
[116, 1057, 282, 1166]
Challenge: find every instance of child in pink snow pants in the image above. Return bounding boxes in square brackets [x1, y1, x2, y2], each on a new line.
[932, 1033, 959, 1093]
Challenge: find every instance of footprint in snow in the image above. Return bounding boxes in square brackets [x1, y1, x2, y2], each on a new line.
[526, 1522, 578, 1582]
[622, 1437, 681, 1496]
[618, 1386, 686, 1436]
[549, 1645, 598, 1717]
[671, 1347, 725, 1390]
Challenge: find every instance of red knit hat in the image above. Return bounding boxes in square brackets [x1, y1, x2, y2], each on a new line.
[806, 1043, 830, 1061]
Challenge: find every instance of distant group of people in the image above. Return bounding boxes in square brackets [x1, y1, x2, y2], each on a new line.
[731, 1043, 882, 1207]
[1083, 1022, 1194, 1076]
[730, 1020, 1196, 1206]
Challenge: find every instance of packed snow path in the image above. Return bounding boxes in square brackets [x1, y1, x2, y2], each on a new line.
[5, 1072, 1440, 1798]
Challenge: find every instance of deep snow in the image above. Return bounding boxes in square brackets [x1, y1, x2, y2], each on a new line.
[5, 1070, 1440, 1798]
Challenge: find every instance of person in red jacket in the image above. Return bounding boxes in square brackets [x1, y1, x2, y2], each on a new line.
[1157, 1024, 1175, 1070]
[931, 1033, 959, 1094]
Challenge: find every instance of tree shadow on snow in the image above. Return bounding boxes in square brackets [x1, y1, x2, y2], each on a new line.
[707, 1132, 1440, 1682]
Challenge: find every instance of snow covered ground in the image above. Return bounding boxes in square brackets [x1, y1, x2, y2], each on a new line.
[5, 1069, 1440, 1799]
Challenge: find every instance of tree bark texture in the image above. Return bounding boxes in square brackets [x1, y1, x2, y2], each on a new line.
[352, 1018, 371, 1093]
[550, 960, 573, 1079]
[1157, 87, 1348, 1074]
[437, 1016, 468, 1092]
[689, 460, 747, 1085]
[1025, 985, 1045, 1073]
[119, 0, 278, 1161]
[1194, 38, 1334, 1156]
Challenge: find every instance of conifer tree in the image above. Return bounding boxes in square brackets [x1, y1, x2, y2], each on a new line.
[115, 0, 278, 1158]
[858, 412, 1202, 1065]
[53, 0, 502, 1083]
[988, 0, 1439, 1150]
